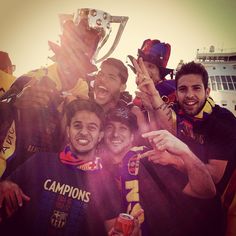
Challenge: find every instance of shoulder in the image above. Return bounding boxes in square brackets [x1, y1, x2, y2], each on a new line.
[209, 105, 236, 132]
[212, 105, 236, 121]
[22, 152, 59, 167]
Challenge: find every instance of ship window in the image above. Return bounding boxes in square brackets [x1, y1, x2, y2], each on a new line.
[210, 76, 217, 91]
[221, 76, 228, 90]
[226, 76, 234, 90]
[232, 76, 236, 90]
[215, 76, 222, 90]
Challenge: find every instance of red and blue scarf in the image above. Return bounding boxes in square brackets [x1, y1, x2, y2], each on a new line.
[174, 97, 215, 143]
[59, 145, 102, 171]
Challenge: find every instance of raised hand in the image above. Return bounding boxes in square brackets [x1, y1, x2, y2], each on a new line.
[14, 77, 58, 109]
[0, 180, 30, 221]
[133, 57, 157, 97]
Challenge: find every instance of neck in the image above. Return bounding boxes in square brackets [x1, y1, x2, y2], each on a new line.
[70, 146, 97, 162]
[103, 100, 117, 112]
[112, 154, 124, 165]
[110, 146, 132, 165]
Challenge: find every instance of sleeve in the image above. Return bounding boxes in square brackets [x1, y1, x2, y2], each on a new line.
[206, 111, 236, 162]
[3, 153, 39, 185]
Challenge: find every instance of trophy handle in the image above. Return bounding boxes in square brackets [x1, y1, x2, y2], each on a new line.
[95, 16, 129, 63]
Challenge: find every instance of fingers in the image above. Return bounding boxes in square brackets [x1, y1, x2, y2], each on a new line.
[142, 130, 161, 146]
[6, 204, 15, 218]
[137, 80, 154, 96]
[142, 130, 169, 151]
[142, 130, 162, 139]
[14, 82, 55, 109]
[130, 209, 144, 236]
[132, 208, 144, 219]
[138, 58, 149, 76]
[15, 189, 30, 207]
[0, 181, 30, 219]
[8, 188, 20, 209]
[139, 150, 156, 159]
[133, 58, 150, 86]
[132, 58, 142, 74]
[0, 193, 3, 208]
[21, 191, 31, 202]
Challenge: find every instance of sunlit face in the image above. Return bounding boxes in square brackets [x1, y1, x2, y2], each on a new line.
[93, 63, 126, 109]
[176, 74, 210, 116]
[104, 121, 134, 155]
[67, 110, 103, 155]
[143, 61, 161, 84]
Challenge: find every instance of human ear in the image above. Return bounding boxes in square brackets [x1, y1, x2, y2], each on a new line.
[206, 87, 210, 97]
[120, 83, 127, 92]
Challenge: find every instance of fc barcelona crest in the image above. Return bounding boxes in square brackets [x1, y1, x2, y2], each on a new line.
[128, 154, 140, 176]
[51, 210, 68, 229]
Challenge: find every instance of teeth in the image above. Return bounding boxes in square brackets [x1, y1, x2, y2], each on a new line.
[185, 101, 196, 105]
[98, 85, 108, 91]
[78, 139, 89, 144]
[111, 140, 121, 144]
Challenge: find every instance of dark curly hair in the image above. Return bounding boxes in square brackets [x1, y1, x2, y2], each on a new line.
[175, 61, 209, 89]
[66, 98, 105, 129]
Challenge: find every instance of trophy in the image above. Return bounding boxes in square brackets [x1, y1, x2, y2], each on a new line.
[56, 8, 129, 64]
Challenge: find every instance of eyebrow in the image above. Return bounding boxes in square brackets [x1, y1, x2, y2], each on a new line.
[73, 121, 99, 127]
[178, 83, 202, 88]
[108, 73, 118, 78]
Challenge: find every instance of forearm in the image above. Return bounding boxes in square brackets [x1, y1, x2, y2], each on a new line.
[181, 147, 216, 198]
[206, 159, 228, 184]
[150, 93, 174, 134]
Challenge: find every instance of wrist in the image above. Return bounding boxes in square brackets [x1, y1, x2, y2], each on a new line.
[180, 144, 195, 162]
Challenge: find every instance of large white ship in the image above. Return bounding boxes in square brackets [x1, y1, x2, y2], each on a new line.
[177, 46, 236, 116]
[196, 46, 236, 116]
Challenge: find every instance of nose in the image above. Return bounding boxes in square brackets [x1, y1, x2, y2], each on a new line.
[96, 74, 105, 84]
[186, 88, 194, 98]
[111, 128, 119, 138]
[79, 126, 89, 135]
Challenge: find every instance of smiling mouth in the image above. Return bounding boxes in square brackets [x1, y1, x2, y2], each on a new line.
[77, 139, 89, 145]
[98, 85, 108, 92]
[95, 85, 109, 98]
[111, 140, 122, 146]
[184, 100, 197, 106]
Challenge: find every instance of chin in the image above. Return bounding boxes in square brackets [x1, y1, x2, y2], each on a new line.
[109, 148, 122, 155]
[75, 147, 92, 154]
[186, 109, 200, 116]
[94, 97, 106, 105]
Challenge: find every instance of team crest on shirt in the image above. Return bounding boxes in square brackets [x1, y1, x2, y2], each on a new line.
[50, 210, 68, 229]
[128, 154, 140, 176]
